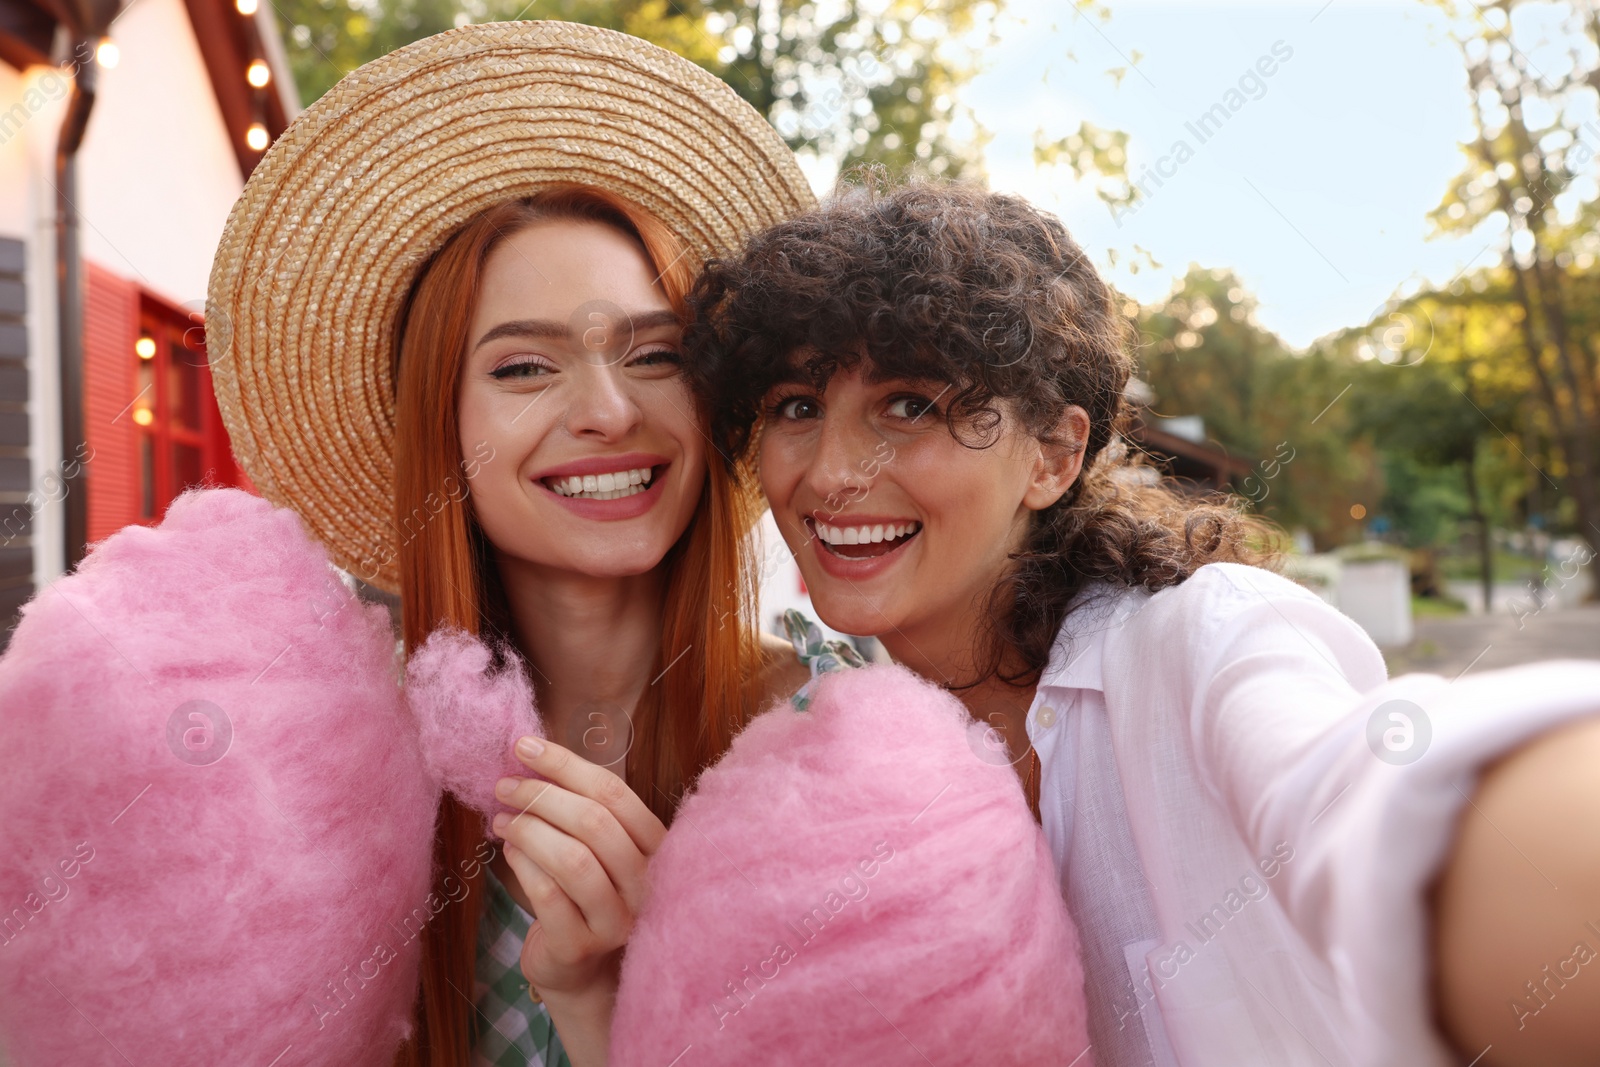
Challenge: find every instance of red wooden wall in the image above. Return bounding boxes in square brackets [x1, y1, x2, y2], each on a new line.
[82, 262, 249, 545]
[83, 263, 140, 544]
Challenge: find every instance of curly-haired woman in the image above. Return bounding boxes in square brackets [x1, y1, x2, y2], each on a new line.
[688, 177, 1600, 1067]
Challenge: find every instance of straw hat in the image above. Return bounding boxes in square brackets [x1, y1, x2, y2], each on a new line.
[207, 21, 815, 595]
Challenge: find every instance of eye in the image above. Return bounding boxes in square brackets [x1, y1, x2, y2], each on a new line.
[628, 346, 683, 372]
[885, 394, 939, 421]
[771, 394, 821, 421]
[489, 356, 554, 381]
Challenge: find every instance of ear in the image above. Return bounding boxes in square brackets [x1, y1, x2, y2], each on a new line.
[1021, 406, 1090, 512]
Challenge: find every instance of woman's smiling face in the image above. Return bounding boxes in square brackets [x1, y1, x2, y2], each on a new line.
[457, 218, 706, 578]
[757, 363, 1083, 652]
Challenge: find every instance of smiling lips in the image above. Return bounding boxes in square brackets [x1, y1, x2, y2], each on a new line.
[546, 466, 654, 501]
[533, 453, 669, 520]
[806, 511, 921, 572]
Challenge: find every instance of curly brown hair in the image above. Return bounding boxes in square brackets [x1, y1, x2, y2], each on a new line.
[687, 175, 1273, 686]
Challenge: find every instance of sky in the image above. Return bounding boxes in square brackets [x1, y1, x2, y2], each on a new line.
[955, 0, 1490, 349]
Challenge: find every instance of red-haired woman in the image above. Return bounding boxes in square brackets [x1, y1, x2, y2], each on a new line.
[202, 25, 816, 1067]
[393, 186, 809, 1066]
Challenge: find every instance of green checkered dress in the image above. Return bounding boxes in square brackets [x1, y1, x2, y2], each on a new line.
[471, 864, 571, 1067]
[469, 613, 859, 1065]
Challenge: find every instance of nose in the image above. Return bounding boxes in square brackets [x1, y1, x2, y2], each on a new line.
[562, 363, 643, 442]
[804, 410, 882, 518]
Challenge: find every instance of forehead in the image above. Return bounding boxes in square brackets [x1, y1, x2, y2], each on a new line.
[476, 220, 670, 321]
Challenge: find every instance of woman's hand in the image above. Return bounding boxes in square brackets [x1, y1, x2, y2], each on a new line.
[491, 735, 666, 1061]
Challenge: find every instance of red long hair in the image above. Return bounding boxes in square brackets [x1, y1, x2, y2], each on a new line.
[389, 187, 761, 1065]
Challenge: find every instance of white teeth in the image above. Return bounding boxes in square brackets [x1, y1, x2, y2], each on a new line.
[545, 466, 657, 499]
[814, 520, 921, 546]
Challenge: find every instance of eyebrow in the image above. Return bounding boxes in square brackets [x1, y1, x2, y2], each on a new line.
[472, 308, 680, 351]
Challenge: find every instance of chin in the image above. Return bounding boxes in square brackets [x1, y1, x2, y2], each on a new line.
[804, 586, 890, 640]
[569, 543, 674, 578]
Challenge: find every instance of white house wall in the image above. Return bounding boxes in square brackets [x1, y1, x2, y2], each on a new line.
[80, 0, 245, 311]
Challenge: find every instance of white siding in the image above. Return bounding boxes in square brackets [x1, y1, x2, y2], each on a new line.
[78, 0, 245, 309]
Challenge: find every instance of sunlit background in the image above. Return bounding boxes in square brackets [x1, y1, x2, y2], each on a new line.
[1, 0, 1596, 674]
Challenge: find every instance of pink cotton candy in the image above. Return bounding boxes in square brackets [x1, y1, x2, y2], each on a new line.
[405, 626, 544, 826]
[0, 488, 439, 1067]
[611, 664, 1093, 1067]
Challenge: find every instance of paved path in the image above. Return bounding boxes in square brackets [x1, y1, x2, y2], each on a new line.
[1384, 604, 1600, 679]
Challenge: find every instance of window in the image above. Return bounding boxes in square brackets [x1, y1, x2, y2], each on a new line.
[132, 299, 235, 520]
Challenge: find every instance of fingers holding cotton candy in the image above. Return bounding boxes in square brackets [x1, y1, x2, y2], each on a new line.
[610, 665, 1093, 1067]
[0, 489, 438, 1067]
[404, 627, 544, 824]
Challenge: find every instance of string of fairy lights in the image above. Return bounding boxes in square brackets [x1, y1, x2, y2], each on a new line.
[91, 0, 278, 155]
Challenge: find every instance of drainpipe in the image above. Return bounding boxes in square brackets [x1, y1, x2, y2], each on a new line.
[56, 37, 99, 571]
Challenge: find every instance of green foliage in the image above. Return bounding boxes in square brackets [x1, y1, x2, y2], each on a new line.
[1411, 593, 1468, 618]
[1134, 267, 1379, 546]
[1373, 452, 1470, 550]
[1034, 120, 1132, 212]
[1322, 287, 1533, 551]
[1029, 2, 1145, 217]
[1419, 0, 1600, 596]
[275, 0, 999, 178]
[280, 0, 459, 102]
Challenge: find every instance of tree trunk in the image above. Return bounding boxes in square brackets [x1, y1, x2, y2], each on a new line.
[1466, 80, 1600, 599]
[1465, 455, 1494, 615]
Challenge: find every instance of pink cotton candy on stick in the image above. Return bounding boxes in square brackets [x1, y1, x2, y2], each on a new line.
[611, 664, 1093, 1067]
[0, 489, 438, 1067]
[405, 627, 544, 825]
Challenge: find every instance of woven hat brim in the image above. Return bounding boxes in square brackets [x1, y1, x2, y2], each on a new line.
[208, 21, 815, 594]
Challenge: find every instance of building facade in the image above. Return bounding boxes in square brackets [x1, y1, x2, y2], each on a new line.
[0, 0, 295, 644]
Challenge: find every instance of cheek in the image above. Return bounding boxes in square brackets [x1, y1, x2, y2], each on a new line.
[456, 385, 546, 521]
[757, 433, 805, 505]
[637, 382, 707, 475]
[455, 382, 501, 458]
[901, 445, 1022, 541]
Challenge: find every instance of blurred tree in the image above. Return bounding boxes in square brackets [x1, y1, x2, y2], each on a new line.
[276, 0, 999, 178]
[1326, 277, 1569, 602]
[1134, 267, 1380, 547]
[1345, 318, 1507, 607]
[1428, 0, 1600, 596]
[1030, 3, 1141, 218]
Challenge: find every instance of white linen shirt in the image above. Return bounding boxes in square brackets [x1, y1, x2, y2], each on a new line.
[1030, 562, 1600, 1067]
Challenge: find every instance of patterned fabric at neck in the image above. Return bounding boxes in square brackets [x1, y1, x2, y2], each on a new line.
[782, 609, 867, 711]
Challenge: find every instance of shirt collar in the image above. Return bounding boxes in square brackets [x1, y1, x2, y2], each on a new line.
[1037, 582, 1137, 694]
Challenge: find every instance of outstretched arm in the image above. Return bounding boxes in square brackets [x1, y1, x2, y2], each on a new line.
[1146, 564, 1600, 1064]
[1432, 714, 1600, 1067]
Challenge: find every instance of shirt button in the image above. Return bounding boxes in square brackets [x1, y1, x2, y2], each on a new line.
[1037, 704, 1057, 728]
